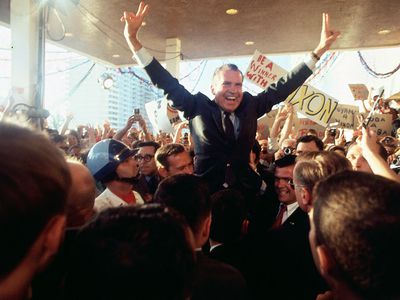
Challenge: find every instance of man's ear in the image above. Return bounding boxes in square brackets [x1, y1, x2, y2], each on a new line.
[38, 214, 66, 272]
[210, 84, 216, 96]
[301, 187, 313, 210]
[316, 244, 336, 278]
[158, 166, 168, 178]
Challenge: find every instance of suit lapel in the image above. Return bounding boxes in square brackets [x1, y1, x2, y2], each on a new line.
[283, 207, 308, 228]
[235, 99, 248, 140]
[211, 103, 225, 137]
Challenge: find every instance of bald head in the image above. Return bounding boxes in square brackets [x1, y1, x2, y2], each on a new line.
[67, 161, 96, 227]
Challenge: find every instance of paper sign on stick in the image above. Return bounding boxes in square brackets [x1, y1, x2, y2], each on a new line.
[285, 85, 339, 127]
[145, 97, 182, 134]
[245, 50, 287, 89]
[296, 117, 325, 139]
[330, 104, 359, 130]
[360, 113, 392, 137]
[348, 84, 369, 100]
[386, 91, 400, 101]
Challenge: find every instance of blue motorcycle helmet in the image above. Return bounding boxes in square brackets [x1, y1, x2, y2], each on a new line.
[86, 139, 136, 182]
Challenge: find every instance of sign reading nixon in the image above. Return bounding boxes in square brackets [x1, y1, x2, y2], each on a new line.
[285, 85, 339, 127]
[245, 50, 287, 89]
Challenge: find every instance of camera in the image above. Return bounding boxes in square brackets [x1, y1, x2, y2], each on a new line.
[283, 147, 295, 156]
[134, 108, 140, 115]
[329, 128, 337, 136]
[390, 155, 400, 174]
[382, 136, 395, 146]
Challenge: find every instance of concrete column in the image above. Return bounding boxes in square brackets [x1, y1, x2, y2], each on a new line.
[10, 0, 45, 108]
[165, 38, 181, 78]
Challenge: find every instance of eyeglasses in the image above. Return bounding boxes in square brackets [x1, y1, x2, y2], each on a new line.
[134, 154, 154, 162]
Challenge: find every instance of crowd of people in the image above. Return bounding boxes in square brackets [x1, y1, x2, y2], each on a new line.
[1, 2, 400, 300]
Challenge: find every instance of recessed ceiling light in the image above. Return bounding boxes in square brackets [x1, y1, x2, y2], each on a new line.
[226, 8, 238, 15]
[245, 41, 254, 46]
[378, 29, 391, 35]
[65, 32, 73, 37]
[112, 54, 120, 58]
[142, 21, 146, 26]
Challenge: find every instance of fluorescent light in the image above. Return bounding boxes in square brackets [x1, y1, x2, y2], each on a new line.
[378, 29, 391, 35]
[245, 41, 254, 46]
[226, 9, 238, 15]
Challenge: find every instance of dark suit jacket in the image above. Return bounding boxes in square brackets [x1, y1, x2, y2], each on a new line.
[145, 59, 312, 192]
[249, 207, 327, 300]
[132, 174, 160, 202]
[193, 251, 247, 300]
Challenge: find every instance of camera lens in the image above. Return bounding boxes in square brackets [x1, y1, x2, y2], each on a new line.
[284, 147, 293, 155]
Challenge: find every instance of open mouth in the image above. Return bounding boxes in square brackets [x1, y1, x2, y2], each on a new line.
[225, 95, 237, 101]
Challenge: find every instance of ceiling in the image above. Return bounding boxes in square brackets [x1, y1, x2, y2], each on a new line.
[1, 0, 400, 67]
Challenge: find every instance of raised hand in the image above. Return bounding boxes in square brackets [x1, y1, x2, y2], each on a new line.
[314, 13, 340, 58]
[121, 1, 149, 51]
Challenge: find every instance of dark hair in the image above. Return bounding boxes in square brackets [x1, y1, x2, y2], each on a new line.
[66, 129, 81, 142]
[0, 123, 71, 277]
[210, 189, 247, 243]
[136, 141, 161, 152]
[155, 143, 186, 170]
[50, 133, 66, 144]
[66, 204, 195, 300]
[296, 135, 324, 151]
[274, 154, 297, 168]
[313, 171, 400, 300]
[154, 174, 211, 235]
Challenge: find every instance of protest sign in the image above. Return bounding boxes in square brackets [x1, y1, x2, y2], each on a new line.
[285, 85, 339, 127]
[296, 117, 325, 139]
[330, 104, 359, 129]
[245, 50, 287, 89]
[386, 91, 400, 101]
[360, 113, 392, 137]
[348, 84, 369, 100]
[257, 109, 278, 139]
[145, 97, 182, 134]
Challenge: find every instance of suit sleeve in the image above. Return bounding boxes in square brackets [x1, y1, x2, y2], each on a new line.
[254, 62, 313, 118]
[144, 58, 197, 118]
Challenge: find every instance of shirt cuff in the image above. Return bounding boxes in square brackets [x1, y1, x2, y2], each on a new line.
[304, 53, 317, 71]
[132, 47, 153, 67]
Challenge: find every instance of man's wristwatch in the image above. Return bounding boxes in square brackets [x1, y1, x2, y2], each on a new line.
[311, 51, 320, 62]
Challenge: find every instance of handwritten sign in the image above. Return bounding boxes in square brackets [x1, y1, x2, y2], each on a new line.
[285, 85, 339, 127]
[348, 84, 369, 100]
[145, 97, 182, 134]
[245, 50, 287, 89]
[296, 118, 325, 139]
[330, 104, 359, 129]
[257, 109, 278, 139]
[387, 91, 400, 101]
[360, 113, 392, 137]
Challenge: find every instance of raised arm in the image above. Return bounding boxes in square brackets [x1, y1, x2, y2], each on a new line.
[113, 114, 136, 141]
[361, 127, 400, 183]
[121, 1, 149, 53]
[313, 13, 341, 59]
